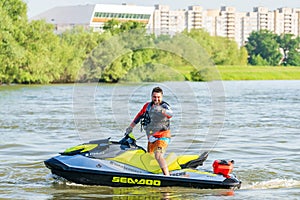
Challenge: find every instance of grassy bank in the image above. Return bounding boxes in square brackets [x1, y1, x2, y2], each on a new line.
[2, 65, 299, 85]
[217, 65, 300, 80]
[172, 65, 300, 81]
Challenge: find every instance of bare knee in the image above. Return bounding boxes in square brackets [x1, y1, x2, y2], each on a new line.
[155, 152, 163, 160]
[155, 152, 167, 166]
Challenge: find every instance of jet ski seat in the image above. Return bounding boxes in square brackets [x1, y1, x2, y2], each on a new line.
[108, 150, 209, 174]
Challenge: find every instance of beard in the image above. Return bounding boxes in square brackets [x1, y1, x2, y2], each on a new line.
[153, 100, 161, 105]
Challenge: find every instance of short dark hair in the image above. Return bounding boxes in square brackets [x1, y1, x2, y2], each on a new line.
[152, 86, 163, 94]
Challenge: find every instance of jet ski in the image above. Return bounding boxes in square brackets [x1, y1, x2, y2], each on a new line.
[44, 136, 241, 189]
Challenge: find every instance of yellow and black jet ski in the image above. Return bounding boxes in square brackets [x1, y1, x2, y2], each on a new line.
[44, 136, 241, 189]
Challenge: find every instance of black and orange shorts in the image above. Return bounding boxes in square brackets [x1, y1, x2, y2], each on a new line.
[147, 139, 169, 154]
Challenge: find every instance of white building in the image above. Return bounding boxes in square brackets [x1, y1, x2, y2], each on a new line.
[274, 7, 299, 36]
[252, 7, 275, 31]
[91, 4, 154, 32]
[32, 4, 300, 47]
[240, 12, 258, 46]
[203, 9, 220, 36]
[153, 5, 186, 35]
[186, 6, 204, 32]
[31, 4, 154, 33]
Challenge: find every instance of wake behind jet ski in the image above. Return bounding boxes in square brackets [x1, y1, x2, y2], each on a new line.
[44, 136, 241, 189]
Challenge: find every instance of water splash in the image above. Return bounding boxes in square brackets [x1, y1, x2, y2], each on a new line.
[243, 178, 300, 189]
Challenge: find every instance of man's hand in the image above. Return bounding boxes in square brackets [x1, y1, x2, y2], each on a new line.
[124, 126, 133, 136]
[153, 105, 164, 113]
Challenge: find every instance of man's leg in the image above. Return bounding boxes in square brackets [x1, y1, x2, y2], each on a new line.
[148, 140, 170, 176]
[154, 151, 170, 176]
[155, 147, 170, 176]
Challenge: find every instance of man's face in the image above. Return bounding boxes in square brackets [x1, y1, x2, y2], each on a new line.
[152, 92, 162, 105]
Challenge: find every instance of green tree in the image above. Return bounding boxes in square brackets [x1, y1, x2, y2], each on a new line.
[0, 0, 28, 84]
[81, 33, 129, 82]
[102, 53, 133, 82]
[19, 20, 62, 83]
[277, 34, 300, 66]
[0, 0, 27, 22]
[82, 20, 153, 82]
[246, 30, 282, 66]
[103, 19, 121, 35]
[184, 29, 247, 65]
[57, 27, 107, 83]
[103, 19, 146, 36]
[120, 21, 146, 32]
[249, 54, 269, 66]
[284, 49, 300, 66]
[123, 63, 185, 82]
[211, 36, 247, 65]
[184, 29, 214, 58]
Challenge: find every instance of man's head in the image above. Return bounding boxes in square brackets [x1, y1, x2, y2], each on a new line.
[151, 87, 163, 105]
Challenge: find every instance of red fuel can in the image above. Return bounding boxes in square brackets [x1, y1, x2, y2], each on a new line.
[213, 160, 234, 178]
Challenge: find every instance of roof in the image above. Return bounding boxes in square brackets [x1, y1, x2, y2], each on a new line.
[94, 4, 154, 14]
[30, 4, 95, 24]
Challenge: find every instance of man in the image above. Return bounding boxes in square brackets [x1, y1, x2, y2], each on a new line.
[125, 86, 173, 175]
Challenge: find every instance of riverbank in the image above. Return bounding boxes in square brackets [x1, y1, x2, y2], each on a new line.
[217, 65, 300, 80]
[1, 65, 300, 86]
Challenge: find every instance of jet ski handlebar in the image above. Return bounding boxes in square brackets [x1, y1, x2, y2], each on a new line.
[114, 135, 146, 152]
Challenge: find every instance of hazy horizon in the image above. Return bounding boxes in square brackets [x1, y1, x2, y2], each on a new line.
[24, 0, 300, 18]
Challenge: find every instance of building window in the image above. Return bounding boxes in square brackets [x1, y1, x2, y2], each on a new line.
[94, 12, 151, 20]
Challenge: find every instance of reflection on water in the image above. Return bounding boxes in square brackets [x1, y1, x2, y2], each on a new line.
[46, 181, 236, 200]
[0, 81, 300, 199]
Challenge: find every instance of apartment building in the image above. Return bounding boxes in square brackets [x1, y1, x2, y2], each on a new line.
[274, 7, 298, 35]
[203, 9, 219, 36]
[153, 5, 186, 35]
[186, 6, 204, 32]
[153, 5, 300, 46]
[240, 12, 258, 46]
[32, 4, 300, 47]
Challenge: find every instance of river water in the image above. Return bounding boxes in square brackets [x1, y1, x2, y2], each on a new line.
[0, 81, 299, 199]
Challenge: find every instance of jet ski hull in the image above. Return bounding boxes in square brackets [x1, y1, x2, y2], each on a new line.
[45, 155, 241, 189]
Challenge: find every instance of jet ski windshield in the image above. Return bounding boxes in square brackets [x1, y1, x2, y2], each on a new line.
[60, 137, 145, 159]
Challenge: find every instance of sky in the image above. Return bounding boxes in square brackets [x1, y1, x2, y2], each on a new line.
[24, 0, 300, 18]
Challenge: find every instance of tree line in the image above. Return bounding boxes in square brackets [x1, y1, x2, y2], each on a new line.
[246, 30, 300, 66]
[1, 0, 299, 84]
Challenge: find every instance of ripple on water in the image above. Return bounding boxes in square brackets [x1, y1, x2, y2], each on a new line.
[0, 82, 299, 199]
